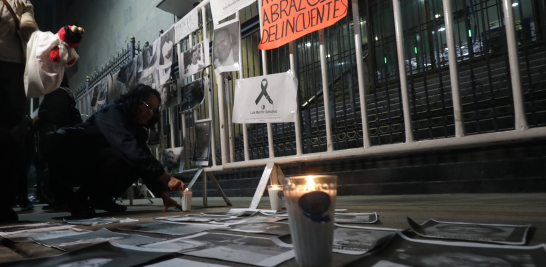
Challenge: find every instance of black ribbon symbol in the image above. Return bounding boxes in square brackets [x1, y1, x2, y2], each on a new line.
[255, 78, 273, 105]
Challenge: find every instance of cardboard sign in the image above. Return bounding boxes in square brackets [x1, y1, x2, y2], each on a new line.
[258, 0, 349, 50]
[232, 72, 297, 123]
[174, 9, 199, 43]
[210, 0, 256, 25]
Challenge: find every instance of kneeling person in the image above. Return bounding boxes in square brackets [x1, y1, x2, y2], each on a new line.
[47, 84, 184, 217]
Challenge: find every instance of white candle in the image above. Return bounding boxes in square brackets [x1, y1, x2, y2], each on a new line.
[268, 185, 283, 212]
[283, 175, 337, 267]
[181, 188, 192, 211]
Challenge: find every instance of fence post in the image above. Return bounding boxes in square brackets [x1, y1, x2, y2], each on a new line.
[257, 0, 275, 158]
[351, 0, 372, 148]
[130, 36, 135, 59]
[392, 0, 415, 143]
[502, 0, 528, 131]
[442, 0, 465, 137]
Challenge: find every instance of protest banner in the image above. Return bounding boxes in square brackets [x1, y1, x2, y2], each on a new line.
[258, 0, 349, 50]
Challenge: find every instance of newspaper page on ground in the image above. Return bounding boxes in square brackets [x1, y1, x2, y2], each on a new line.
[218, 222, 290, 236]
[0, 223, 66, 235]
[144, 258, 231, 267]
[155, 214, 238, 223]
[1, 228, 89, 243]
[0, 241, 177, 267]
[335, 212, 378, 224]
[63, 217, 138, 226]
[407, 217, 531, 245]
[345, 231, 546, 267]
[211, 211, 288, 225]
[144, 232, 294, 267]
[34, 228, 165, 251]
[118, 221, 228, 236]
[271, 224, 400, 255]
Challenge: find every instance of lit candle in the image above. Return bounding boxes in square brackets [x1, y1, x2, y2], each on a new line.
[181, 188, 192, 212]
[282, 175, 337, 267]
[267, 184, 283, 212]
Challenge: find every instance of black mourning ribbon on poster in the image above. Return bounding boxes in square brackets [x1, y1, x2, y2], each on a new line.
[255, 78, 273, 105]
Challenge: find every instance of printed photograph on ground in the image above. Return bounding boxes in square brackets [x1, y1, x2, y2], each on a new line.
[345, 231, 546, 267]
[407, 217, 531, 245]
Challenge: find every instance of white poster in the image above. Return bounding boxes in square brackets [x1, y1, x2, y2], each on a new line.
[174, 9, 199, 43]
[232, 72, 297, 123]
[210, 0, 256, 25]
[213, 19, 240, 74]
[181, 39, 210, 79]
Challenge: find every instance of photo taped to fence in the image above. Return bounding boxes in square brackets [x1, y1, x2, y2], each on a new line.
[213, 19, 240, 74]
[182, 39, 209, 79]
[159, 26, 175, 68]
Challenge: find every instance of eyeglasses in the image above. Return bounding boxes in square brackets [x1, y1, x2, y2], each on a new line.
[143, 101, 159, 115]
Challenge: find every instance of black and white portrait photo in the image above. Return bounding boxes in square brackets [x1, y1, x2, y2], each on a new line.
[142, 43, 156, 71]
[408, 217, 530, 245]
[180, 78, 206, 112]
[182, 40, 209, 79]
[332, 225, 397, 255]
[213, 19, 240, 73]
[178, 233, 294, 267]
[160, 81, 179, 109]
[193, 120, 211, 166]
[139, 73, 153, 88]
[109, 71, 125, 104]
[90, 86, 98, 107]
[136, 52, 143, 81]
[125, 57, 137, 90]
[95, 77, 108, 105]
[161, 147, 184, 174]
[345, 231, 546, 267]
[159, 26, 174, 68]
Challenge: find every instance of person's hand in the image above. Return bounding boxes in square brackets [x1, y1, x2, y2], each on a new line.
[13, 0, 34, 18]
[168, 177, 185, 191]
[160, 192, 181, 212]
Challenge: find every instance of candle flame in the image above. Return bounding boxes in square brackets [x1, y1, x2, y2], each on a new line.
[185, 188, 189, 192]
[271, 185, 280, 189]
[306, 176, 315, 191]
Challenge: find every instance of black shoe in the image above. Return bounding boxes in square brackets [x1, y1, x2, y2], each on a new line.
[66, 199, 96, 218]
[19, 202, 34, 211]
[89, 198, 127, 212]
[0, 205, 18, 223]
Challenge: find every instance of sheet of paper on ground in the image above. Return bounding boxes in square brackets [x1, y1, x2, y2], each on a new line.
[34, 228, 165, 251]
[118, 221, 228, 236]
[144, 232, 294, 267]
[407, 217, 531, 245]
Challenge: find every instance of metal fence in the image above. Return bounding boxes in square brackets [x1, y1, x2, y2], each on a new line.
[76, 0, 546, 174]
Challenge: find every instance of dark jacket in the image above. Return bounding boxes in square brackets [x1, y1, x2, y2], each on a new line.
[62, 103, 166, 194]
[38, 87, 81, 127]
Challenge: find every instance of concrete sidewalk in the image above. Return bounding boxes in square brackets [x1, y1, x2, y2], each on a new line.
[2, 193, 546, 266]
